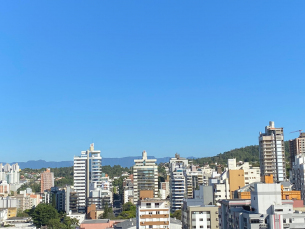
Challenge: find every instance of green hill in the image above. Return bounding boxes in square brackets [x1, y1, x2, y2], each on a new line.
[193, 141, 290, 167]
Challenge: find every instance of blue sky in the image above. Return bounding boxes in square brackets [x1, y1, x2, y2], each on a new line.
[1, 1, 305, 162]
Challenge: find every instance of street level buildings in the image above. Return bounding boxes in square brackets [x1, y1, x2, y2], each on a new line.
[220, 183, 305, 229]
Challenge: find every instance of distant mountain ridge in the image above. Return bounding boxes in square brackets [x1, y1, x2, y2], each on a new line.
[1, 156, 181, 169]
[3, 141, 290, 169]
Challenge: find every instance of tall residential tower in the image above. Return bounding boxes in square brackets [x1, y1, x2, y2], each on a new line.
[40, 168, 54, 193]
[259, 121, 286, 183]
[133, 151, 158, 203]
[289, 132, 305, 168]
[73, 143, 102, 212]
[169, 153, 188, 213]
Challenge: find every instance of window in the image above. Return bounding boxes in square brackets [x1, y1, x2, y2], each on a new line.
[155, 203, 159, 208]
[146, 203, 151, 208]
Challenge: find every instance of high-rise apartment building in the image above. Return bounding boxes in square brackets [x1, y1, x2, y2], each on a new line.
[40, 168, 54, 193]
[73, 143, 102, 212]
[289, 132, 305, 168]
[169, 153, 188, 213]
[259, 121, 286, 183]
[291, 153, 305, 201]
[0, 163, 20, 184]
[133, 151, 158, 203]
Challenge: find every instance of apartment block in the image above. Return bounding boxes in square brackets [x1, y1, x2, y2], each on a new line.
[182, 199, 219, 229]
[136, 198, 170, 229]
[291, 153, 305, 200]
[259, 121, 286, 183]
[0, 163, 20, 184]
[220, 183, 305, 229]
[212, 159, 260, 204]
[289, 133, 305, 168]
[0, 181, 9, 195]
[133, 151, 158, 203]
[169, 153, 188, 213]
[185, 165, 204, 199]
[40, 168, 54, 193]
[73, 143, 102, 212]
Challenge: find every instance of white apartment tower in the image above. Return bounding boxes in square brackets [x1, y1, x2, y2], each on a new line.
[169, 153, 188, 213]
[259, 121, 286, 183]
[291, 153, 305, 200]
[133, 151, 158, 203]
[73, 143, 102, 212]
[0, 163, 20, 184]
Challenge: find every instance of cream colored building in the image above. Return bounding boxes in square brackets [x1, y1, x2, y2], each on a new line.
[259, 121, 286, 183]
[136, 198, 170, 229]
[133, 151, 158, 203]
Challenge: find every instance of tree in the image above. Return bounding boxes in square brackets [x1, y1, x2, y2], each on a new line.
[31, 203, 59, 227]
[48, 218, 64, 229]
[117, 202, 136, 219]
[16, 209, 29, 217]
[102, 204, 115, 219]
[171, 210, 181, 220]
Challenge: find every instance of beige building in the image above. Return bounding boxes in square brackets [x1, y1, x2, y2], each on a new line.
[289, 132, 305, 168]
[259, 121, 286, 183]
[136, 198, 170, 229]
[133, 151, 158, 203]
[40, 168, 54, 193]
[182, 200, 219, 229]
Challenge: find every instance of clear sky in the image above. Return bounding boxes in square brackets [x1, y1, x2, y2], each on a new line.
[1, 1, 305, 162]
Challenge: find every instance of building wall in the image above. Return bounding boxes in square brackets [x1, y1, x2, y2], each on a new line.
[183, 205, 219, 229]
[291, 154, 305, 201]
[133, 151, 158, 204]
[40, 168, 54, 193]
[228, 170, 245, 199]
[169, 155, 188, 213]
[137, 199, 170, 229]
[259, 121, 286, 183]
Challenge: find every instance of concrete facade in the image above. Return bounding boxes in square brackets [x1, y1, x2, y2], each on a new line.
[289, 132, 305, 168]
[182, 201, 219, 229]
[40, 168, 54, 193]
[73, 143, 102, 212]
[169, 154, 188, 213]
[259, 121, 286, 183]
[220, 183, 305, 229]
[133, 151, 158, 203]
[136, 198, 170, 229]
[291, 153, 305, 200]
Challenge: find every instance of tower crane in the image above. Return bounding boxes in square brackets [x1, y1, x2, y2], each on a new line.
[290, 130, 303, 135]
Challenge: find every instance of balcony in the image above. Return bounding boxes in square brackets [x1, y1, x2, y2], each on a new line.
[140, 214, 169, 219]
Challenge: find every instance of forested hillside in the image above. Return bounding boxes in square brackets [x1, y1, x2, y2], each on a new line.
[193, 141, 290, 166]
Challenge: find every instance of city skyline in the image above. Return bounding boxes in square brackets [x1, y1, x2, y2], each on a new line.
[1, 1, 305, 162]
